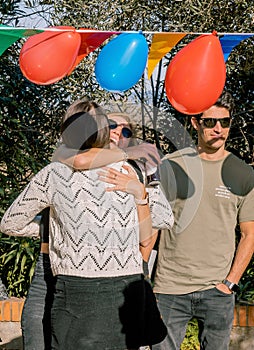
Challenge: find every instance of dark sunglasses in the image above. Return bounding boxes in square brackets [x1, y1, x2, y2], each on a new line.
[197, 117, 231, 128]
[108, 119, 133, 138]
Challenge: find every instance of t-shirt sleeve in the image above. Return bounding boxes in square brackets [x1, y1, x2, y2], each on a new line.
[238, 188, 254, 223]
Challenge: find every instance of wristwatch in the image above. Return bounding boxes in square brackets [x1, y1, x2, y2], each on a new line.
[222, 279, 240, 293]
[134, 192, 149, 205]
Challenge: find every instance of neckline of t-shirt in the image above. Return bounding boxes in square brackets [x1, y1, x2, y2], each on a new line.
[199, 152, 231, 164]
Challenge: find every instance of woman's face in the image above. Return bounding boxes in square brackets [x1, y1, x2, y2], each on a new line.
[109, 115, 132, 149]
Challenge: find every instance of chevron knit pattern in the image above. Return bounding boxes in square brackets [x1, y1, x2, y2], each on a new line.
[1, 162, 173, 278]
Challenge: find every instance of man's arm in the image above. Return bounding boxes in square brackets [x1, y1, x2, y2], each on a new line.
[227, 221, 254, 283]
[217, 221, 254, 293]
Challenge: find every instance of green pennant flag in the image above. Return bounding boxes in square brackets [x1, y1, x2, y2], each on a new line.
[0, 25, 44, 56]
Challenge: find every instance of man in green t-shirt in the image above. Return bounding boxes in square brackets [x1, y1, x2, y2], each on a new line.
[153, 91, 254, 350]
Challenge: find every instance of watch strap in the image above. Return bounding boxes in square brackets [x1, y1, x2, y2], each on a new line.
[134, 192, 149, 205]
[222, 279, 239, 292]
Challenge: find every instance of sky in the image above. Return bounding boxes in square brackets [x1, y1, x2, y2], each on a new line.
[16, 1, 51, 28]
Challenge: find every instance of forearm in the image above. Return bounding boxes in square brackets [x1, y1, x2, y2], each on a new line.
[52, 144, 126, 170]
[0, 222, 40, 238]
[130, 184, 152, 246]
[96, 164, 153, 245]
[226, 222, 254, 283]
[52, 142, 161, 171]
[79, 148, 126, 169]
[137, 202, 153, 247]
[1, 204, 40, 238]
[0, 171, 49, 238]
[140, 229, 158, 261]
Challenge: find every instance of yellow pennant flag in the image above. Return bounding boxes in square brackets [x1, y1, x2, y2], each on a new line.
[147, 33, 186, 79]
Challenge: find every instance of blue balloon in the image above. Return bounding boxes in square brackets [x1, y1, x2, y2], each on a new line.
[95, 33, 148, 92]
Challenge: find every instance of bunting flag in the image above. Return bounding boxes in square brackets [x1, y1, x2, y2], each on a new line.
[0, 26, 253, 88]
[219, 34, 254, 61]
[68, 30, 115, 74]
[0, 25, 43, 55]
[0, 26, 253, 114]
[147, 33, 186, 79]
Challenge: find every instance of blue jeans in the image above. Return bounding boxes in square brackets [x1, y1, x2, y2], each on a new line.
[21, 253, 56, 350]
[153, 288, 235, 350]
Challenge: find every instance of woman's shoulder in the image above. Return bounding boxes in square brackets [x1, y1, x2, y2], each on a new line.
[34, 162, 75, 180]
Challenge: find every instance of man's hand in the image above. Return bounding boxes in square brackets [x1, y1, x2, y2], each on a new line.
[215, 283, 233, 294]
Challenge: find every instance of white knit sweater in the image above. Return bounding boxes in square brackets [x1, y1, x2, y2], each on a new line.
[1, 161, 173, 278]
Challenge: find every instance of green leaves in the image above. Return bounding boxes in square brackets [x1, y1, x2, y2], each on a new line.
[238, 266, 254, 303]
[181, 319, 200, 350]
[0, 235, 40, 297]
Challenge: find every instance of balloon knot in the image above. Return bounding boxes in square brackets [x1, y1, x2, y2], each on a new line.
[212, 30, 218, 36]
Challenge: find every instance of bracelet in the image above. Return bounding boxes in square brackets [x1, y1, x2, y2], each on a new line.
[121, 149, 128, 162]
[134, 192, 149, 205]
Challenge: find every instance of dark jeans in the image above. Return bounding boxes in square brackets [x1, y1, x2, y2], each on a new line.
[51, 274, 142, 350]
[153, 288, 235, 350]
[21, 253, 56, 350]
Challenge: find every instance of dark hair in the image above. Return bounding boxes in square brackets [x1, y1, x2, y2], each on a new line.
[214, 91, 235, 117]
[194, 90, 235, 119]
[60, 97, 110, 150]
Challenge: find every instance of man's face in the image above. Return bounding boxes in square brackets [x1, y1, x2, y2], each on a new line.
[192, 106, 231, 151]
[109, 115, 132, 149]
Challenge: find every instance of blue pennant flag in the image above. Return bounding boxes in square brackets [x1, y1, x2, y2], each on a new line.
[219, 34, 253, 61]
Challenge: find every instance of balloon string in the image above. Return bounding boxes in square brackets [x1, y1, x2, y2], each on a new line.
[0, 27, 253, 36]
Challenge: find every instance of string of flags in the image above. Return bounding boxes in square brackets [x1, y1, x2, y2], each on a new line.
[0, 25, 253, 114]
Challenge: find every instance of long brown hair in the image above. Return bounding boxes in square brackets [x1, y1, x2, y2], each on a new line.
[61, 97, 110, 150]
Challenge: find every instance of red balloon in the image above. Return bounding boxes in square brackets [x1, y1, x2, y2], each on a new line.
[19, 26, 81, 85]
[165, 33, 226, 115]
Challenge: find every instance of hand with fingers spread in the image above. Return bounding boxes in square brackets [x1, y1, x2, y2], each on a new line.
[97, 164, 146, 200]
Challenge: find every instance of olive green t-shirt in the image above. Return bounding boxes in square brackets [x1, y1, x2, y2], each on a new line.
[153, 147, 254, 294]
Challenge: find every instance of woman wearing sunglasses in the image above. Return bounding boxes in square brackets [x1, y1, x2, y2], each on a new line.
[108, 112, 134, 148]
[108, 113, 160, 185]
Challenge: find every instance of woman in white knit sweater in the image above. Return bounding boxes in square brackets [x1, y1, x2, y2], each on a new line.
[1, 99, 172, 350]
